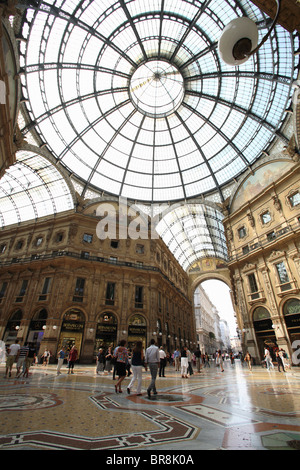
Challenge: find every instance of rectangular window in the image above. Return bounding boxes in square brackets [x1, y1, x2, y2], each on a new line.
[158, 292, 162, 312]
[0, 281, 7, 302]
[16, 280, 28, 302]
[275, 262, 292, 291]
[73, 277, 85, 302]
[248, 273, 259, 300]
[110, 240, 119, 249]
[289, 191, 300, 207]
[39, 277, 51, 301]
[105, 282, 115, 305]
[135, 286, 143, 308]
[267, 231, 276, 242]
[261, 211, 271, 224]
[83, 233, 93, 243]
[238, 226, 246, 239]
[242, 245, 249, 255]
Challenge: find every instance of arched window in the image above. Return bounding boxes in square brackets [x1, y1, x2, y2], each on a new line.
[253, 306, 270, 322]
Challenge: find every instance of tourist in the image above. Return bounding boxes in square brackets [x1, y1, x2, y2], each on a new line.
[244, 351, 252, 371]
[96, 348, 106, 374]
[104, 346, 113, 374]
[57, 346, 66, 375]
[173, 348, 180, 371]
[114, 339, 128, 393]
[67, 345, 78, 374]
[127, 341, 144, 396]
[145, 339, 160, 398]
[159, 346, 167, 377]
[16, 342, 29, 377]
[4, 340, 20, 378]
[180, 346, 188, 378]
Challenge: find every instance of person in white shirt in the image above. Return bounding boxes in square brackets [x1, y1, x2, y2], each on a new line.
[4, 340, 20, 378]
[264, 347, 274, 370]
[159, 346, 167, 377]
[145, 339, 160, 398]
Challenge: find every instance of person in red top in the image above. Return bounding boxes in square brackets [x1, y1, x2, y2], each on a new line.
[67, 345, 78, 374]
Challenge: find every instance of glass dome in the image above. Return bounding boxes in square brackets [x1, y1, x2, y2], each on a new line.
[0, 150, 74, 228]
[18, 0, 297, 203]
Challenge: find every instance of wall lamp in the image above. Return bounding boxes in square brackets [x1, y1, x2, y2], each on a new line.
[218, 0, 281, 66]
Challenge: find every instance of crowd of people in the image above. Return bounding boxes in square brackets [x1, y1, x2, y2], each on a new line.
[2, 339, 292, 393]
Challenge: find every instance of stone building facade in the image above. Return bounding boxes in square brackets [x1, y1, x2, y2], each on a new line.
[0, 200, 195, 362]
[223, 159, 300, 363]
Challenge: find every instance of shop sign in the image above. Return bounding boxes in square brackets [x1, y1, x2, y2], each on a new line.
[62, 321, 84, 331]
[253, 318, 273, 332]
[97, 324, 117, 334]
[30, 321, 45, 331]
[128, 325, 146, 335]
[285, 313, 300, 329]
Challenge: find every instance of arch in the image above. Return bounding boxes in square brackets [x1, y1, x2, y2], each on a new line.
[3, 309, 23, 343]
[61, 307, 87, 323]
[9, 309, 23, 321]
[97, 311, 118, 324]
[190, 272, 232, 294]
[32, 308, 48, 321]
[253, 306, 271, 322]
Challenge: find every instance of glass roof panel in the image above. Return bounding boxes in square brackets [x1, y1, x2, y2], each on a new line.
[156, 203, 227, 270]
[18, 0, 296, 203]
[0, 151, 74, 228]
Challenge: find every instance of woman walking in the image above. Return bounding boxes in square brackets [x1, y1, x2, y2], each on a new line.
[127, 341, 144, 396]
[114, 340, 128, 393]
[216, 350, 224, 372]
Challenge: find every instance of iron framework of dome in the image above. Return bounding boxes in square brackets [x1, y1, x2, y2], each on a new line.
[18, 0, 298, 204]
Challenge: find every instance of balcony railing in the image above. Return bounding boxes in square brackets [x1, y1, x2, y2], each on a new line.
[229, 217, 300, 262]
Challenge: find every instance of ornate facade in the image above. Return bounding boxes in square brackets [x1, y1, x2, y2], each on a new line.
[224, 159, 300, 363]
[0, 200, 195, 362]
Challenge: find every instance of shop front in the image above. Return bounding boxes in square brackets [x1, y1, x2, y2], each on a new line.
[94, 312, 117, 356]
[3, 309, 22, 344]
[253, 306, 277, 361]
[127, 314, 147, 349]
[26, 308, 47, 354]
[57, 309, 85, 359]
[283, 298, 300, 349]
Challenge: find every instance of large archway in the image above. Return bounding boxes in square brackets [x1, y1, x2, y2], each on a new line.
[193, 277, 238, 354]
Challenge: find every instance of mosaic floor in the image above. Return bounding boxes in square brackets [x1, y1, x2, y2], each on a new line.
[0, 360, 300, 452]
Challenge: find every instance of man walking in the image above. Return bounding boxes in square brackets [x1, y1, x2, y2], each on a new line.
[145, 339, 160, 399]
[4, 340, 20, 378]
[264, 346, 274, 370]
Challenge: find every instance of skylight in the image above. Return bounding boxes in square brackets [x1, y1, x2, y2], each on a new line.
[18, 0, 296, 203]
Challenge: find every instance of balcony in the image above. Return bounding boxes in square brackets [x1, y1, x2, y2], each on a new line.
[247, 289, 266, 305]
[276, 279, 299, 297]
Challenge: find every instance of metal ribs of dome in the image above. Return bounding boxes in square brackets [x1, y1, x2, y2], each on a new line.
[17, 0, 298, 203]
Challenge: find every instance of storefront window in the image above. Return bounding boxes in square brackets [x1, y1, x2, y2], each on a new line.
[128, 314, 147, 349]
[95, 312, 118, 356]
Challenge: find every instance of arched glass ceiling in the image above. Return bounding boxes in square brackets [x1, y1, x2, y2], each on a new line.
[18, 0, 297, 203]
[0, 151, 74, 228]
[156, 204, 227, 271]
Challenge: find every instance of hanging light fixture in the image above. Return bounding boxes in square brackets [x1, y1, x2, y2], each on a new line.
[218, 0, 281, 66]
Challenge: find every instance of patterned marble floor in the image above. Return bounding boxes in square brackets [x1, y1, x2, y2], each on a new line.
[0, 360, 300, 452]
